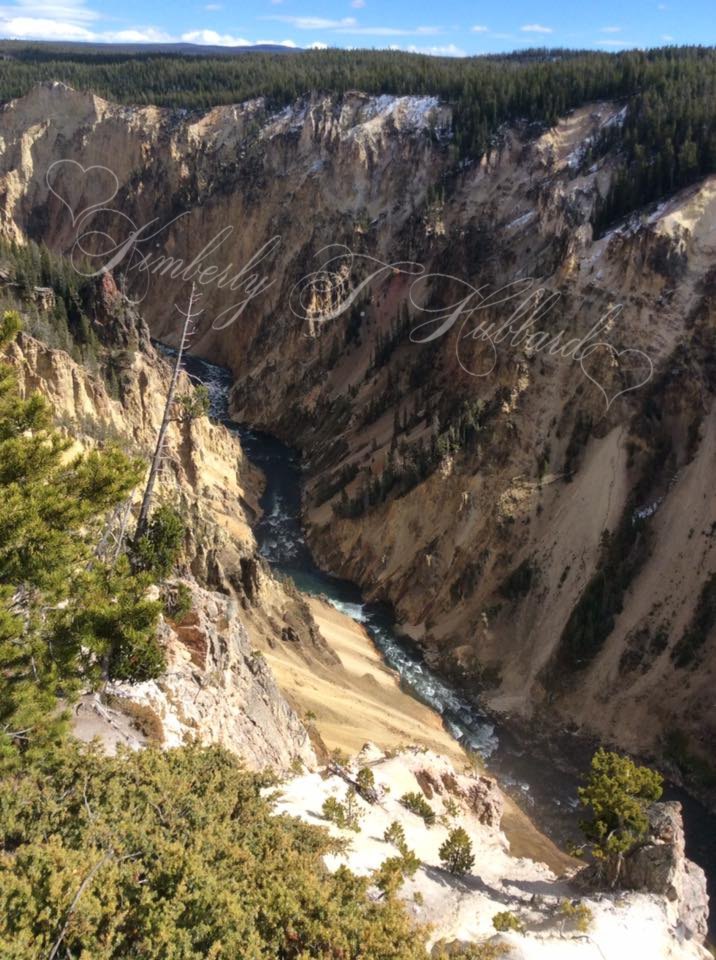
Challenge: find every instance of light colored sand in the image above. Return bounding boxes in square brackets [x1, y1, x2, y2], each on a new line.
[263, 596, 467, 763]
[277, 750, 708, 960]
[261, 595, 574, 873]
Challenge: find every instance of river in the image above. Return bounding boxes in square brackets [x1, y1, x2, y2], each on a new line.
[177, 348, 715, 933]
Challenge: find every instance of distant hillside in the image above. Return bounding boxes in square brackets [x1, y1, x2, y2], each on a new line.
[0, 44, 714, 227]
[0, 39, 300, 57]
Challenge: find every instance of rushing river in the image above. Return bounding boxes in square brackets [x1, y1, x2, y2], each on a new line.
[177, 348, 715, 930]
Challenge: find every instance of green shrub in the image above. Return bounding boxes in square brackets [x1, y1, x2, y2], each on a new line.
[374, 848, 421, 896]
[434, 944, 508, 960]
[492, 910, 525, 934]
[559, 899, 593, 933]
[0, 308, 21, 342]
[400, 791, 436, 826]
[0, 743, 425, 958]
[107, 616, 167, 682]
[164, 582, 192, 622]
[356, 766, 376, 794]
[384, 820, 408, 855]
[130, 504, 185, 578]
[322, 789, 362, 832]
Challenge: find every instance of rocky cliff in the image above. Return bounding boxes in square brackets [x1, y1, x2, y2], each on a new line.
[280, 745, 710, 958]
[579, 800, 710, 944]
[1, 82, 715, 794]
[2, 268, 320, 771]
[74, 579, 316, 771]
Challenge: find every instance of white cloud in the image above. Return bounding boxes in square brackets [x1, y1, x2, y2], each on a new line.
[340, 24, 440, 35]
[264, 14, 357, 29]
[0, 1, 189, 44]
[309, 40, 328, 48]
[256, 38, 296, 47]
[0, 0, 98, 22]
[0, 15, 95, 38]
[263, 14, 441, 37]
[406, 42, 465, 56]
[0, 9, 301, 46]
[661, 33, 674, 40]
[0, 0, 443, 50]
[600, 26, 621, 33]
[471, 24, 488, 32]
[351, 0, 365, 7]
[181, 28, 251, 45]
[520, 23, 553, 33]
[106, 27, 174, 42]
[0, 0, 101, 39]
[181, 31, 297, 47]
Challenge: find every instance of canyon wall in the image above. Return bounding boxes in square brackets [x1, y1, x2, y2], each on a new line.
[1, 82, 714, 789]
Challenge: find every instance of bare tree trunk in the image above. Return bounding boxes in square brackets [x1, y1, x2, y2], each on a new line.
[135, 283, 197, 541]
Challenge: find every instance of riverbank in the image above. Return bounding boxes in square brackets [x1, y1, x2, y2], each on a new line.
[259, 594, 575, 875]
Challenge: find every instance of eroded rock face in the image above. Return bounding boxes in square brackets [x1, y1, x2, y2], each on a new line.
[105, 580, 317, 772]
[621, 802, 709, 943]
[413, 760, 504, 830]
[8, 299, 323, 773]
[6, 326, 261, 590]
[2, 82, 716, 783]
[465, 775, 505, 829]
[580, 801, 709, 943]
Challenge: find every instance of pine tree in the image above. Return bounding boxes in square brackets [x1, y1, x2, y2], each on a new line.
[578, 748, 663, 885]
[439, 826, 475, 876]
[0, 310, 165, 770]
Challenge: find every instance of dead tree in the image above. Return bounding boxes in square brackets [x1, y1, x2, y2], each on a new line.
[327, 761, 380, 804]
[134, 283, 201, 541]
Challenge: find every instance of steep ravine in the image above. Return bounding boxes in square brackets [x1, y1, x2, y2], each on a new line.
[1, 84, 714, 779]
[182, 350, 716, 938]
[0, 79, 714, 853]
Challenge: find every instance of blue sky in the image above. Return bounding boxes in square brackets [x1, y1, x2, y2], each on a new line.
[0, 0, 712, 55]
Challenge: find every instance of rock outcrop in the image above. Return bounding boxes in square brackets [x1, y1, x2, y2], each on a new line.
[579, 801, 709, 943]
[77, 579, 316, 772]
[279, 747, 711, 960]
[4, 284, 322, 772]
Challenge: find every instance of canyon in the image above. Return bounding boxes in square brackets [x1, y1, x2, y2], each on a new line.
[2, 81, 713, 790]
[0, 76, 714, 956]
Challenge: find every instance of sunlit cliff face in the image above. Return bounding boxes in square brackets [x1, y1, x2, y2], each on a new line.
[2, 81, 716, 778]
